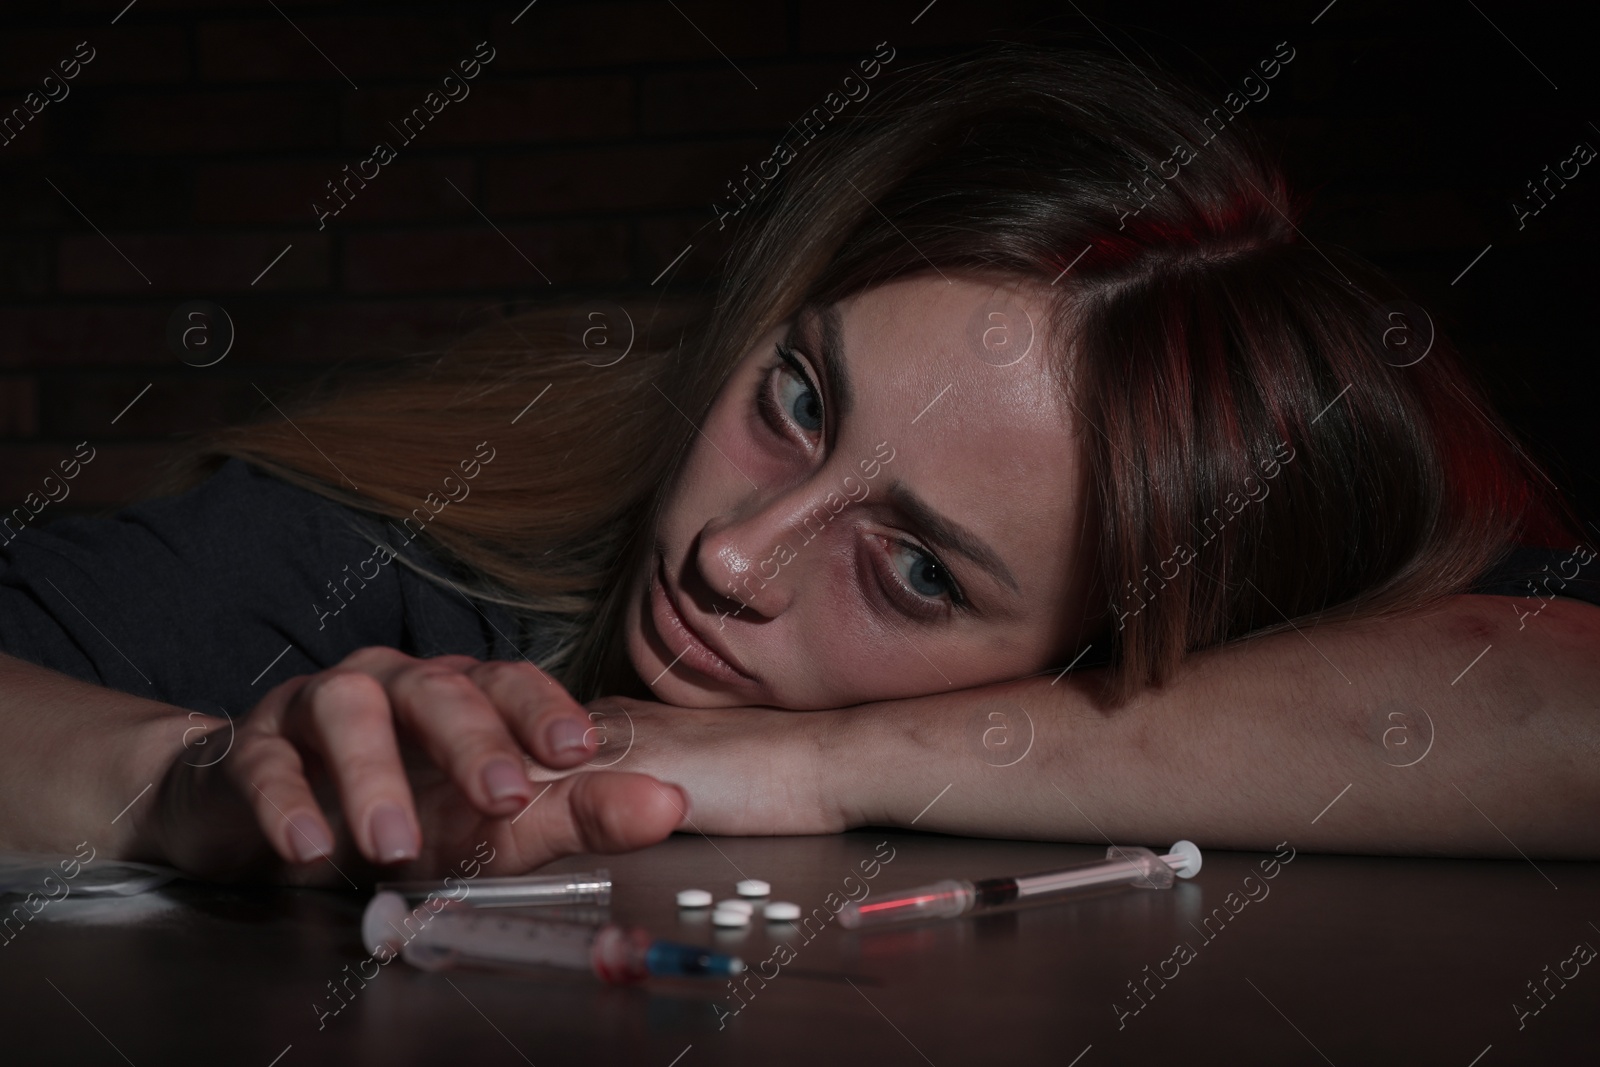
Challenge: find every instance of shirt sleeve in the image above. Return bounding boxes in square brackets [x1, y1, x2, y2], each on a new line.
[1467, 544, 1600, 612]
[0, 457, 522, 718]
[1053, 542, 1600, 682]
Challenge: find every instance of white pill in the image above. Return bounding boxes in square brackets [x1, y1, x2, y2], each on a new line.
[763, 901, 801, 921]
[712, 906, 751, 927]
[676, 888, 713, 908]
[736, 879, 771, 898]
[714, 898, 753, 915]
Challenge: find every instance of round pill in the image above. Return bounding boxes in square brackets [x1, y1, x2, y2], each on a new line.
[736, 879, 771, 898]
[715, 898, 753, 915]
[763, 901, 801, 922]
[676, 889, 713, 908]
[712, 907, 751, 927]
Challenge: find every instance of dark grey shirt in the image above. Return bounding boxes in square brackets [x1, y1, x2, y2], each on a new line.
[0, 458, 523, 718]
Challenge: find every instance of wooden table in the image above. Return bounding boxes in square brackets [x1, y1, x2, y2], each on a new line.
[3, 830, 1595, 1065]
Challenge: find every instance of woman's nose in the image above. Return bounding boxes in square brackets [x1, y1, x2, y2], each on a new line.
[694, 486, 837, 618]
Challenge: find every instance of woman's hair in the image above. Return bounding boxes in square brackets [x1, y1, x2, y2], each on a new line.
[155, 40, 1567, 704]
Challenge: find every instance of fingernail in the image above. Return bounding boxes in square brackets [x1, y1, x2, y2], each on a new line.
[288, 813, 333, 863]
[673, 786, 692, 822]
[546, 716, 591, 756]
[368, 802, 418, 863]
[482, 758, 531, 804]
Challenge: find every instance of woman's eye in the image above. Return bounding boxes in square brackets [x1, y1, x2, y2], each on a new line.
[773, 365, 823, 434]
[891, 542, 954, 600]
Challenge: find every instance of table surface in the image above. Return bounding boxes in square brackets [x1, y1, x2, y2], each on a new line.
[1, 830, 1596, 1066]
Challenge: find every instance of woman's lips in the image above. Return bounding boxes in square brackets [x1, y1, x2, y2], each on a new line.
[648, 556, 753, 688]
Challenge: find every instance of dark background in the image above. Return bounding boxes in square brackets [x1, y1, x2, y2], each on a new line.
[2, 0, 1596, 529]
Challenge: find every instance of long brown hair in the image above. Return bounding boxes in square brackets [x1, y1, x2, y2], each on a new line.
[156, 42, 1566, 704]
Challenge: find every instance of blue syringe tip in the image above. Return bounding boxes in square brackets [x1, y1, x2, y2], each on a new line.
[645, 939, 745, 978]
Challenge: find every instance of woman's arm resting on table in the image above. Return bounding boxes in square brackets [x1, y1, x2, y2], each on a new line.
[604, 595, 1600, 858]
[836, 594, 1600, 858]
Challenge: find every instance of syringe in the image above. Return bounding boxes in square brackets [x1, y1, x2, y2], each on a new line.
[362, 891, 745, 984]
[838, 840, 1202, 930]
[375, 869, 611, 908]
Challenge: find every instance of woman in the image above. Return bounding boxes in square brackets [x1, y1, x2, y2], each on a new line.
[1, 43, 1595, 883]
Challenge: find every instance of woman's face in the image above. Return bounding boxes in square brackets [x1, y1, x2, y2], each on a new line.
[623, 272, 1096, 709]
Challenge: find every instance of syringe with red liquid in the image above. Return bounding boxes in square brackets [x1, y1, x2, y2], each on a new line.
[838, 841, 1202, 930]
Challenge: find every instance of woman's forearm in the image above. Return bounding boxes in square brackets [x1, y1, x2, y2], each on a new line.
[825, 595, 1600, 858]
[0, 652, 206, 861]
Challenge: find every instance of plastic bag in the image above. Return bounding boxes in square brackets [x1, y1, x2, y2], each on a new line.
[0, 851, 179, 897]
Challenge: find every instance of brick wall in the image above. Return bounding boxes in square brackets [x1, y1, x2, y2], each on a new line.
[2, 0, 1596, 526]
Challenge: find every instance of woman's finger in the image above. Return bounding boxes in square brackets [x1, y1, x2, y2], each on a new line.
[230, 729, 335, 866]
[514, 771, 689, 866]
[415, 653, 485, 673]
[228, 672, 340, 867]
[284, 668, 421, 865]
[465, 659, 597, 769]
[384, 660, 538, 816]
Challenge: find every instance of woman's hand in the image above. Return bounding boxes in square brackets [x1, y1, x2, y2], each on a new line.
[531, 695, 850, 838]
[149, 647, 690, 885]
